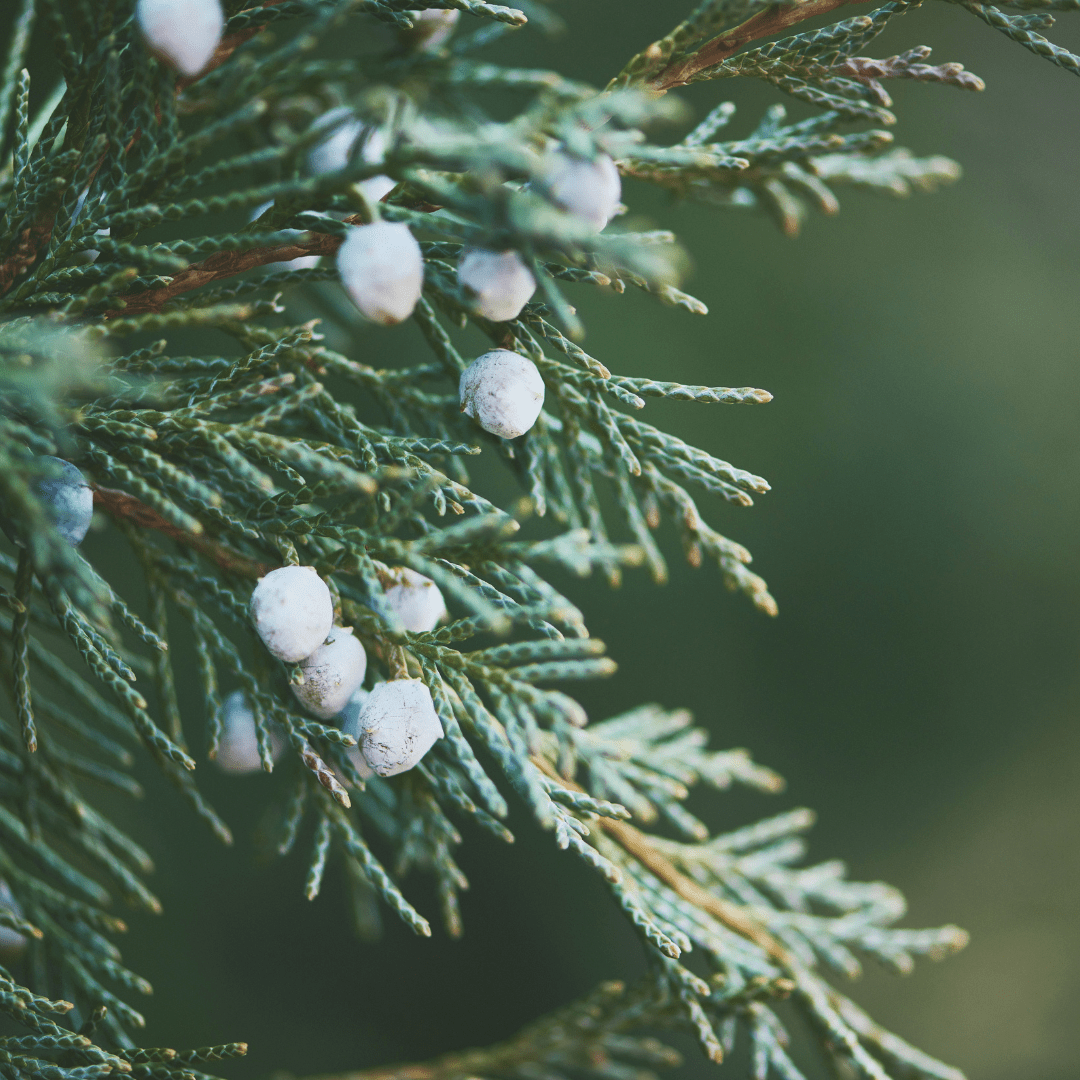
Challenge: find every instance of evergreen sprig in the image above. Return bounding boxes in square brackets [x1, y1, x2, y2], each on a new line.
[0, 0, 1072, 1077]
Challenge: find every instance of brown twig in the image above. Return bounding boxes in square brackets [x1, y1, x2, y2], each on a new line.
[106, 195, 442, 317]
[92, 484, 273, 578]
[104, 227, 356, 317]
[649, 0, 871, 91]
[529, 755, 795, 968]
[599, 814, 793, 966]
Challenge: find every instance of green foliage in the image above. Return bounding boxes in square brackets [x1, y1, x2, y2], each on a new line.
[0, 989, 246, 1080]
[0, 0, 1073, 1078]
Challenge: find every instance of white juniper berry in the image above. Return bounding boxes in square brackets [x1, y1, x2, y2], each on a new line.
[37, 458, 94, 547]
[353, 127, 397, 204]
[337, 221, 424, 325]
[458, 248, 538, 322]
[136, 0, 225, 77]
[250, 202, 321, 271]
[249, 566, 334, 663]
[382, 567, 448, 633]
[541, 151, 623, 232]
[291, 627, 368, 720]
[460, 350, 546, 439]
[338, 688, 375, 780]
[308, 108, 361, 176]
[358, 679, 444, 777]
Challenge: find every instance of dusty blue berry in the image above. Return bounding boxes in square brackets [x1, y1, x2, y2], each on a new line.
[1, 457, 94, 548]
[36, 457, 94, 547]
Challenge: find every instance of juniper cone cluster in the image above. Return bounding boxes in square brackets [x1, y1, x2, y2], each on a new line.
[0, 0, 1074, 1078]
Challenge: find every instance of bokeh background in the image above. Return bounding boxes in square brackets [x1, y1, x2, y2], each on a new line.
[17, 4, 1080, 1080]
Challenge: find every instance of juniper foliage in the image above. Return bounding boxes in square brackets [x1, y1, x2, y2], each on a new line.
[0, 0, 1071, 1078]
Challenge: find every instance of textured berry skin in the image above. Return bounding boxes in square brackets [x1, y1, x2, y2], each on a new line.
[215, 691, 282, 774]
[136, 0, 225, 77]
[383, 567, 448, 632]
[38, 456, 93, 547]
[249, 565, 334, 663]
[337, 222, 424, 325]
[459, 350, 545, 439]
[359, 679, 443, 777]
[2, 456, 95, 548]
[458, 248, 537, 322]
[291, 627, 368, 719]
[543, 152, 622, 231]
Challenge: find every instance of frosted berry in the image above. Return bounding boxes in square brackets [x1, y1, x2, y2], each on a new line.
[359, 679, 443, 777]
[215, 691, 282, 773]
[136, 0, 225, 77]
[383, 567, 448, 633]
[542, 151, 622, 232]
[459, 350, 545, 439]
[291, 627, 368, 720]
[337, 221, 424, 326]
[458, 248, 537, 322]
[2, 456, 94, 548]
[37, 458, 93, 546]
[308, 111, 396, 203]
[339, 688, 375, 779]
[406, 8, 460, 49]
[0, 880, 27, 961]
[250, 565, 334, 663]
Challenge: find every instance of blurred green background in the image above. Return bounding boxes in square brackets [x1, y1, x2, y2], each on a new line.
[30, 4, 1080, 1080]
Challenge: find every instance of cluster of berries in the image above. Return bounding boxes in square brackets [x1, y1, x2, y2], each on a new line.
[226, 566, 448, 777]
[333, 151, 620, 327]
[136, 0, 622, 447]
[112, 1, 627, 771]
